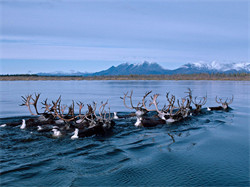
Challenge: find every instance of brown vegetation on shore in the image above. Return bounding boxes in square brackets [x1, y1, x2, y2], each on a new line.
[0, 73, 250, 81]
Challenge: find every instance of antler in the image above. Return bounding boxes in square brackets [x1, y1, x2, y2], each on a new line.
[86, 102, 98, 119]
[20, 93, 41, 116]
[142, 91, 156, 112]
[121, 90, 143, 110]
[164, 92, 177, 112]
[92, 102, 98, 118]
[121, 92, 134, 110]
[41, 98, 52, 113]
[31, 93, 41, 115]
[166, 92, 176, 106]
[99, 100, 108, 119]
[178, 98, 188, 109]
[151, 94, 167, 116]
[76, 101, 84, 116]
[227, 95, 234, 105]
[215, 95, 234, 106]
[21, 94, 35, 115]
[185, 88, 192, 100]
[146, 92, 177, 116]
[67, 100, 75, 117]
[177, 97, 191, 115]
[169, 104, 180, 117]
[192, 95, 207, 106]
[52, 95, 61, 110]
[52, 97, 83, 122]
[215, 96, 223, 104]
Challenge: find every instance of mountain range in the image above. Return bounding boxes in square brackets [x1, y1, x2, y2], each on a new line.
[37, 61, 250, 76]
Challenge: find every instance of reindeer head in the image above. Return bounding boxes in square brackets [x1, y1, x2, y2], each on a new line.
[191, 95, 207, 112]
[121, 90, 147, 116]
[215, 95, 234, 109]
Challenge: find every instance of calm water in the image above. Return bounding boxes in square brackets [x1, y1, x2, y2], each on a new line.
[0, 80, 249, 186]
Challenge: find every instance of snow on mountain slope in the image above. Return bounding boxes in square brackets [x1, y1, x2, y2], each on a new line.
[36, 61, 250, 76]
[181, 61, 250, 72]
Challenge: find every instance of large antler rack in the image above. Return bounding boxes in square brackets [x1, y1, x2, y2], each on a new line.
[215, 95, 233, 109]
[52, 96, 85, 122]
[191, 95, 207, 107]
[185, 88, 192, 100]
[99, 100, 108, 120]
[165, 92, 176, 111]
[176, 97, 191, 117]
[51, 96, 62, 118]
[142, 91, 179, 117]
[20, 93, 41, 116]
[41, 98, 52, 114]
[150, 93, 171, 119]
[76, 101, 84, 117]
[215, 95, 234, 105]
[120, 90, 143, 111]
[165, 91, 186, 118]
[86, 102, 98, 119]
[177, 98, 190, 110]
[142, 91, 156, 112]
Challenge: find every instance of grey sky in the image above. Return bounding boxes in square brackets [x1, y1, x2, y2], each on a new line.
[0, 0, 249, 74]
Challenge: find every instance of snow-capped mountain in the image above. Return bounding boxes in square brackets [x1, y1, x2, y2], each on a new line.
[91, 61, 170, 76]
[91, 61, 250, 75]
[36, 61, 250, 76]
[180, 61, 250, 73]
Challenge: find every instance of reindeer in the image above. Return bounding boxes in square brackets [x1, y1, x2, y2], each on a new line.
[207, 96, 234, 111]
[142, 91, 184, 125]
[52, 98, 84, 123]
[19, 93, 62, 129]
[185, 88, 207, 114]
[191, 95, 207, 114]
[143, 91, 170, 120]
[125, 91, 166, 127]
[177, 97, 192, 118]
[71, 100, 115, 139]
[116, 91, 148, 120]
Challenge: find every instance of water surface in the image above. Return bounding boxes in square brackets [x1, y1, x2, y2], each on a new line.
[0, 80, 249, 186]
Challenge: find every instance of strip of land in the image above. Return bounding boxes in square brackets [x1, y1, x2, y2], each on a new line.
[0, 73, 250, 81]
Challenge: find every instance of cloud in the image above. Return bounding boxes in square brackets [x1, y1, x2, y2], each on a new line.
[0, 0, 248, 72]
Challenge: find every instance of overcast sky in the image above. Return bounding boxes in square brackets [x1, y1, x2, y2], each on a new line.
[0, 0, 249, 74]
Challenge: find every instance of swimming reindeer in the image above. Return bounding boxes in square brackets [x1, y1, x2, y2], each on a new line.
[1, 89, 234, 139]
[140, 91, 186, 126]
[70, 100, 115, 139]
[115, 91, 149, 122]
[18, 93, 61, 129]
[207, 95, 234, 111]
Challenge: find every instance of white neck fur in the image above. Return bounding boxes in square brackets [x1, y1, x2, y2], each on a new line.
[134, 117, 142, 127]
[20, 119, 26, 129]
[71, 128, 79, 139]
[52, 129, 62, 137]
[113, 112, 119, 119]
[166, 118, 175, 123]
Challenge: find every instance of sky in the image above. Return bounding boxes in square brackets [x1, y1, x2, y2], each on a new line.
[0, 0, 249, 74]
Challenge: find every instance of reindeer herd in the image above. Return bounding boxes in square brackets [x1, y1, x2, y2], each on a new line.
[0, 88, 233, 139]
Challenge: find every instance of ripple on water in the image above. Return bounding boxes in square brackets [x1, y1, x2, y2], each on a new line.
[1, 158, 53, 176]
[0, 106, 249, 187]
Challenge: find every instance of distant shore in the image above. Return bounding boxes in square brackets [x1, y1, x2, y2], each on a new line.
[1, 73, 250, 81]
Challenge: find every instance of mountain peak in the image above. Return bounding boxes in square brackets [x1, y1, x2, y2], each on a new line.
[180, 61, 250, 73]
[92, 61, 167, 76]
[37, 61, 250, 76]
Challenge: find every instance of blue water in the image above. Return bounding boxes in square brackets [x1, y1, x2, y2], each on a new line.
[0, 80, 249, 186]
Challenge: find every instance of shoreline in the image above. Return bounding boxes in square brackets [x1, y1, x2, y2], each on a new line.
[0, 74, 250, 81]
